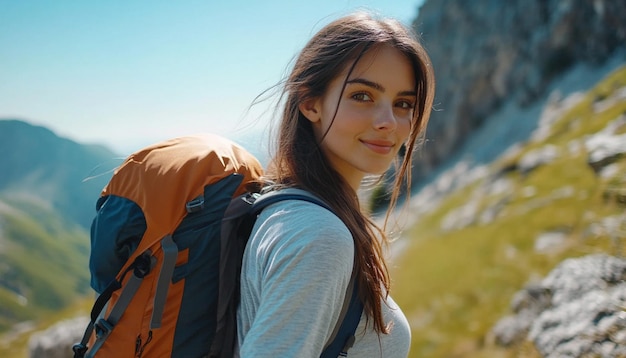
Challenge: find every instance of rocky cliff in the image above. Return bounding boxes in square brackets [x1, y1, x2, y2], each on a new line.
[412, 0, 626, 182]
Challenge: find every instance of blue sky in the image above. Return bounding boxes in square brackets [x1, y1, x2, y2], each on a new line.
[0, 0, 424, 155]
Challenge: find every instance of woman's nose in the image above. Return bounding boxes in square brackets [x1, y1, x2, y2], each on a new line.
[373, 103, 398, 131]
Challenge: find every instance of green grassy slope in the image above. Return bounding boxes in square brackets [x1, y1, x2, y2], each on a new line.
[0, 199, 90, 332]
[0, 199, 92, 357]
[392, 65, 626, 357]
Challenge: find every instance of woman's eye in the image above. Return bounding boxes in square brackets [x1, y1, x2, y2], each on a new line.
[396, 100, 414, 109]
[352, 93, 372, 102]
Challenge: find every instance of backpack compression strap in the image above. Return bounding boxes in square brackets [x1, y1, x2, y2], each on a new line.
[210, 188, 363, 358]
[73, 235, 178, 358]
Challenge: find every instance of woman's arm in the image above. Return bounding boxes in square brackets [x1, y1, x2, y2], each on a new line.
[238, 201, 354, 357]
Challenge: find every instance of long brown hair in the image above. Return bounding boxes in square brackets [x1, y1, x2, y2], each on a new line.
[265, 12, 435, 333]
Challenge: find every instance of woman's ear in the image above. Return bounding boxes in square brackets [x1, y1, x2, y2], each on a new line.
[298, 98, 321, 123]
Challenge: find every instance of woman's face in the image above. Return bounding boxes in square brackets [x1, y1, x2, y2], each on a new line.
[300, 45, 416, 189]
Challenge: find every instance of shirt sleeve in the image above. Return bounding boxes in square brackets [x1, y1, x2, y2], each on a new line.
[238, 200, 354, 357]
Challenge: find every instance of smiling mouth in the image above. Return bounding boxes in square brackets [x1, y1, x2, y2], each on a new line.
[361, 140, 394, 155]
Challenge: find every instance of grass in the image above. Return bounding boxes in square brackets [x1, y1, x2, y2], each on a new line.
[391, 65, 626, 357]
[1, 209, 90, 310]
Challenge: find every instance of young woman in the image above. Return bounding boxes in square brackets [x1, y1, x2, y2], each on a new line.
[237, 11, 435, 357]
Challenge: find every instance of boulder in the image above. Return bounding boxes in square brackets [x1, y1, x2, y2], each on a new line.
[491, 254, 626, 357]
[28, 316, 89, 358]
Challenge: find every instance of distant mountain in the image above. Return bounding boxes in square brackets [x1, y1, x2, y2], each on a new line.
[0, 119, 118, 333]
[0, 119, 119, 229]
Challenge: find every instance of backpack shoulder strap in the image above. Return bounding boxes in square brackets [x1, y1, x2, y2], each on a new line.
[250, 187, 332, 213]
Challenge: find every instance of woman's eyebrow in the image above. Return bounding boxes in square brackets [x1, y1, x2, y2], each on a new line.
[347, 78, 384, 91]
[346, 78, 416, 96]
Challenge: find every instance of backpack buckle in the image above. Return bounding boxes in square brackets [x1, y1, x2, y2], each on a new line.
[72, 343, 88, 356]
[186, 195, 205, 213]
[94, 318, 114, 339]
[242, 192, 260, 205]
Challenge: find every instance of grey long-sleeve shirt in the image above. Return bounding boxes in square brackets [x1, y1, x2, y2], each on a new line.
[236, 199, 411, 357]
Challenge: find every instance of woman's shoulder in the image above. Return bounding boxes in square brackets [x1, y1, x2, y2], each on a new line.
[252, 198, 353, 255]
[256, 198, 350, 235]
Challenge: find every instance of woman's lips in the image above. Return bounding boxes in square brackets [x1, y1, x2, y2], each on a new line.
[361, 139, 394, 155]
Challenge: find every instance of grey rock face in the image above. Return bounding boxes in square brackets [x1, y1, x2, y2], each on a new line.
[491, 254, 626, 357]
[411, 0, 626, 183]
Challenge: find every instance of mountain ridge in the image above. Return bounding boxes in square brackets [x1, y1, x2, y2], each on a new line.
[0, 119, 119, 229]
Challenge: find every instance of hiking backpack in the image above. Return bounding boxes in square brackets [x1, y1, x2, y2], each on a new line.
[72, 133, 362, 358]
